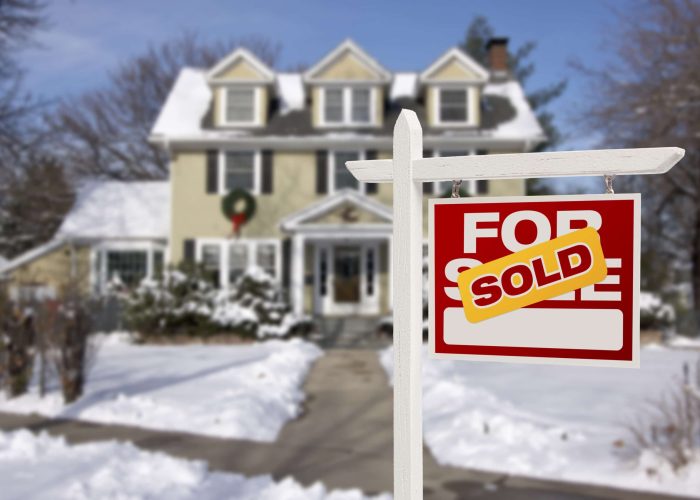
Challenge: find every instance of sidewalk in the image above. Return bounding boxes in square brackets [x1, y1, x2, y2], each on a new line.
[0, 349, 688, 499]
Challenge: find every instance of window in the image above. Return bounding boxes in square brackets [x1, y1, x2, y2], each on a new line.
[351, 88, 370, 123]
[107, 251, 148, 287]
[225, 152, 255, 192]
[439, 88, 468, 123]
[225, 88, 255, 123]
[319, 249, 328, 296]
[228, 244, 248, 284]
[324, 88, 343, 123]
[201, 244, 221, 286]
[256, 244, 276, 278]
[334, 151, 360, 191]
[322, 87, 374, 125]
[366, 247, 375, 296]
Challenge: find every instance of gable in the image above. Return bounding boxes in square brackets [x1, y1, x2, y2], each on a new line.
[315, 50, 382, 81]
[305, 201, 388, 225]
[421, 48, 489, 83]
[215, 59, 268, 81]
[305, 39, 390, 83]
[429, 59, 482, 81]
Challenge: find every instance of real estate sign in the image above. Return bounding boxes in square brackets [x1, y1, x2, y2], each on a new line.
[429, 194, 640, 367]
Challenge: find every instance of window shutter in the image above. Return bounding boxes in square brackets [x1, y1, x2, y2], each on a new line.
[476, 150, 488, 194]
[261, 150, 274, 194]
[183, 239, 195, 265]
[315, 150, 328, 194]
[422, 149, 434, 194]
[365, 150, 378, 194]
[206, 150, 218, 194]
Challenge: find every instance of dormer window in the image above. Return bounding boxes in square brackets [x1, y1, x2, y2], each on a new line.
[221, 86, 260, 126]
[321, 87, 375, 126]
[439, 88, 468, 122]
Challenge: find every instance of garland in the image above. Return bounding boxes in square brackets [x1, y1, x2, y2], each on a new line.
[221, 189, 256, 236]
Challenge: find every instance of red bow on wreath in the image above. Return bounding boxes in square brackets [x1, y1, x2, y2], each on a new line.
[221, 189, 257, 238]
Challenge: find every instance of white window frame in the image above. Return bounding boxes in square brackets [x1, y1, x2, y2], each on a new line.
[91, 240, 167, 293]
[328, 150, 367, 194]
[194, 238, 282, 287]
[219, 86, 262, 127]
[319, 86, 377, 127]
[219, 149, 261, 195]
[429, 150, 478, 195]
[432, 85, 477, 127]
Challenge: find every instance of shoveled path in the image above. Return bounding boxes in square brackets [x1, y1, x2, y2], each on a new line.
[0, 350, 689, 499]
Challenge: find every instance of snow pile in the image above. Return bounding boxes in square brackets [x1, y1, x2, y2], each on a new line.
[381, 346, 700, 496]
[56, 181, 169, 239]
[0, 336, 322, 441]
[276, 73, 305, 114]
[483, 81, 545, 140]
[0, 430, 389, 500]
[151, 67, 211, 137]
[390, 72, 418, 100]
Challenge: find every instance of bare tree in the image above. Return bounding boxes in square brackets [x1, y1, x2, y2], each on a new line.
[48, 33, 281, 180]
[575, 0, 700, 333]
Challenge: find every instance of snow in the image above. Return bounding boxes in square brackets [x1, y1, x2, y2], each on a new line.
[381, 345, 700, 496]
[151, 68, 211, 137]
[667, 335, 700, 349]
[0, 430, 389, 500]
[390, 72, 418, 100]
[56, 181, 169, 239]
[0, 335, 322, 442]
[277, 73, 305, 114]
[483, 80, 545, 140]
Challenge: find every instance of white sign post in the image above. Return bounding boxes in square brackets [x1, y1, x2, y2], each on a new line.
[346, 109, 684, 500]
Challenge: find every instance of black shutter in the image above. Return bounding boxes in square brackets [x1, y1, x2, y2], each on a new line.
[365, 150, 378, 194]
[316, 150, 328, 194]
[206, 150, 218, 194]
[476, 149, 488, 194]
[183, 239, 195, 265]
[261, 150, 273, 194]
[423, 149, 434, 194]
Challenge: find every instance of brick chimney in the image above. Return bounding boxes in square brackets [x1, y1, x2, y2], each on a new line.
[486, 37, 509, 75]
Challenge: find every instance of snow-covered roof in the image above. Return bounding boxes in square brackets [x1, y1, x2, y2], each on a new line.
[151, 68, 211, 137]
[390, 72, 418, 101]
[276, 73, 305, 115]
[56, 181, 170, 240]
[483, 81, 545, 141]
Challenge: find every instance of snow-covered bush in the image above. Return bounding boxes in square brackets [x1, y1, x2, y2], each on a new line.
[122, 266, 312, 339]
[640, 291, 675, 331]
[624, 357, 700, 475]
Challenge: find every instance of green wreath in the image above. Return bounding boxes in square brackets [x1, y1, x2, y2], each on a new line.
[221, 189, 256, 234]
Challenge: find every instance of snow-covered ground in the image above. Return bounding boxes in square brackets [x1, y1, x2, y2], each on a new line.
[0, 429, 389, 500]
[0, 334, 322, 441]
[381, 345, 700, 496]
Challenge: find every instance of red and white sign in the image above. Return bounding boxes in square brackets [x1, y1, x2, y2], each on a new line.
[429, 194, 640, 367]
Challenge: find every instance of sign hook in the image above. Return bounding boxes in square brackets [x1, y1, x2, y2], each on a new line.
[451, 179, 462, 198]
[604, 174, 615, 194]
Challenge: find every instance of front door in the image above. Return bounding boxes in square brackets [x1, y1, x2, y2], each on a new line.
[333, 246, 361, 303]
[314, 242, 380, 316]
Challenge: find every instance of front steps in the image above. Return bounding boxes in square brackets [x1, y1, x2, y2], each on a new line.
[312, 316, 390, 350]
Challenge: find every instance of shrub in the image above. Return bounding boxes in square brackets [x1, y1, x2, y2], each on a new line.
[0, 286, 34, 397]
[640, 291, 675, 331]
[122, 266, 312, 339]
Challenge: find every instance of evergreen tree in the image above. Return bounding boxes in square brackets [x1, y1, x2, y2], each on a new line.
[461, 16, 566, 196]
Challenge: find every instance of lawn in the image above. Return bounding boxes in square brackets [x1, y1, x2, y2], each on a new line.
[0, 334, 322, 441]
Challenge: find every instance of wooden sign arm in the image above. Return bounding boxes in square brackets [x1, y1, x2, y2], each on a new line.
[346, 147, 685, 183]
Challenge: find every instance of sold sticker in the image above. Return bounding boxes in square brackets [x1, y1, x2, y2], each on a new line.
[457, 227, 607, 323]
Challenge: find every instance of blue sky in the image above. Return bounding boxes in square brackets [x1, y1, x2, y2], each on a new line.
[21, 0, 621, 190]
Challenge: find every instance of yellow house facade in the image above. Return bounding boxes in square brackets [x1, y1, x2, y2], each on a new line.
[2, 38, 546, 317]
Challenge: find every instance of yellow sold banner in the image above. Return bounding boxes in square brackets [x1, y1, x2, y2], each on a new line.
[457, 227, 607, 323]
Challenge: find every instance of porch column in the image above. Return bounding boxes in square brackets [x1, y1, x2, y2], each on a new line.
[291, 233, 305, 315]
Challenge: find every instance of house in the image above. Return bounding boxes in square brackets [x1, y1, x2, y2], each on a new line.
[0, 38, 545, 317]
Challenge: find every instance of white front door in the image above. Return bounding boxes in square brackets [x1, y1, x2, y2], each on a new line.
[314, 242, 379, 316]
